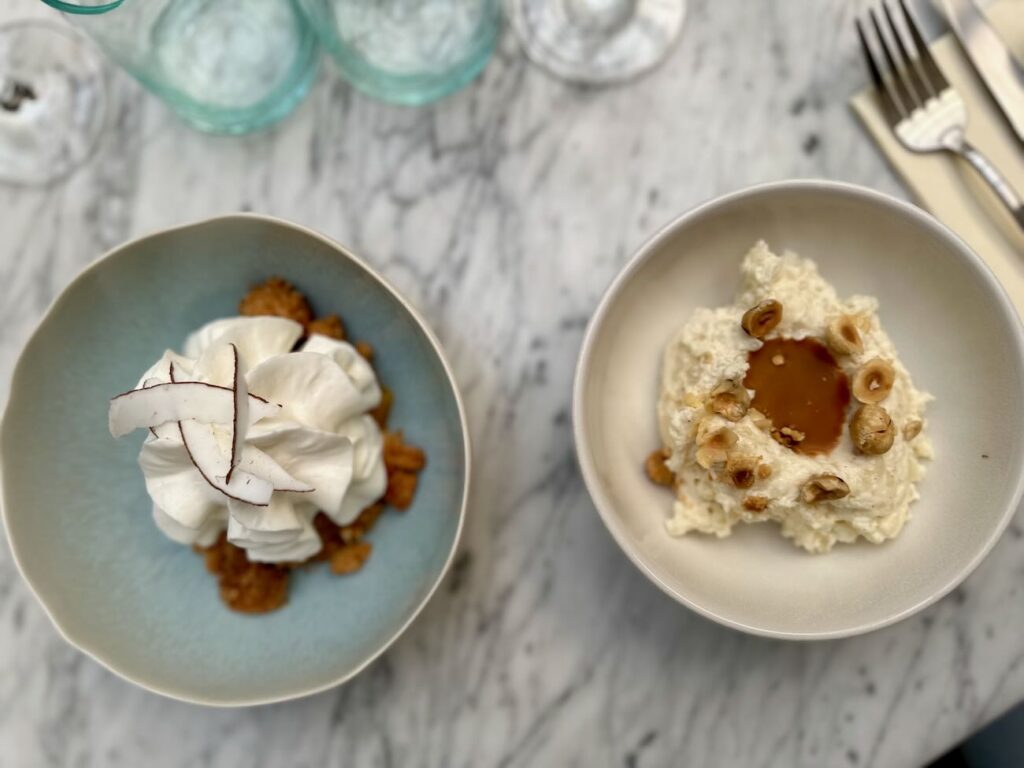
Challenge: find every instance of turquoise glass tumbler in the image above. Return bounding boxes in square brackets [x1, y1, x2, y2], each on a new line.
[41, 0, 319, 134]
[297, 0, 500, 105]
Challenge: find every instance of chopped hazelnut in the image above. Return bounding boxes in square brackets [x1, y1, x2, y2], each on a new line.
[825, 315, 863, 356]
[683, 392, 703, 409]
[725, 454, 760, 489]
[772, 425, 806, 449]
[695, 425, 738, 468]
[800, 474, 850, 504]
[742, 495, 770, 512]
[903, 419, 923, 441]
[696, 444, 728, 469]
[645, 450, 675, 487]
[709, 380, 750, 422]
[850, 404, 896, 455]
[852, 358, 895, 404]
[741, 299, 783, 339]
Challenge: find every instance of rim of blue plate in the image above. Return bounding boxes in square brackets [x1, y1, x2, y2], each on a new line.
[0, 213, 472, 705]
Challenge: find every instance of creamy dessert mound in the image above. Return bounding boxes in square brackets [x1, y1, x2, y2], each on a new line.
[646, 242, 932, 554]
[109, 277, 426, 613]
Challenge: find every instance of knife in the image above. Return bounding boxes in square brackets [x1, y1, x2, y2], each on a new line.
[941, 0, 1024, 144]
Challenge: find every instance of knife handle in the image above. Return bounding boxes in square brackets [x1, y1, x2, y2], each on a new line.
[958, 141, 1024, 232]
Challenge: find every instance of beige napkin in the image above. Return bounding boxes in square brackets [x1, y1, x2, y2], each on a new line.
[851, 0, 1024, 314]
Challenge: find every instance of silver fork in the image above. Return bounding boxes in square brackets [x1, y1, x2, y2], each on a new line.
[856, 0, 1024, 231]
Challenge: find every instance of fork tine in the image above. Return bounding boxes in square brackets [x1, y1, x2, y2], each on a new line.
[881, 1, 930, 104]
[856, 18, 904, 125]
[898, 0, 949, 91]
[870, 9, 917, 111]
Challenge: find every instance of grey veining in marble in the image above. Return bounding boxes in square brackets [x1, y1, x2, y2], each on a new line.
[1, 0, 1022, 766]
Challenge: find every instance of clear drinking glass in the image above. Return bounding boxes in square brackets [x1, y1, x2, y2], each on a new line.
[298, 0, 501, 106]
[41, 0, 320, 134]
[507, 0, 687, 84]
[0, 19, 107, 185]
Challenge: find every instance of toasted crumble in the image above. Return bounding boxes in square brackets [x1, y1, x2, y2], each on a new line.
[238, 276, 313, 327]
[307, 314, 345, 340]
[385, 470, 419, 510]
[371, 387, 394, 428]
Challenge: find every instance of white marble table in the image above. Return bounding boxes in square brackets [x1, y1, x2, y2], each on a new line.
[2, 1, 1022, 766]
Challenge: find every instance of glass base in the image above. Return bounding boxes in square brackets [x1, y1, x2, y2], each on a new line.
[143, 0, 320, 134]
[507, 0, 686, 85]
[328, 34, 497, 107]
[162, 55, 319, 136]
[298, 0, 501, 106]
[0, 20, 107, 186]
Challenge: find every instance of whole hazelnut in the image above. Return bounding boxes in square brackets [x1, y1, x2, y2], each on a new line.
[825, 315, 863, 356]
[852, 358, 895, 404]
[741, 300, 783, 339]
[850, 404, 896, 455]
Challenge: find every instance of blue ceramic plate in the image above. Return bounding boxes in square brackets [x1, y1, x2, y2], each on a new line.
[1, 215, 469, 705]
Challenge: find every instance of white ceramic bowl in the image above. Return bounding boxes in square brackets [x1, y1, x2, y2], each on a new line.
[573, 180, 1024, 640]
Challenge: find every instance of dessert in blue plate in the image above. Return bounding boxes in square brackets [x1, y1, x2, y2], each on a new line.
[108, 277, 427, 613]
[1, 215, 468, 704]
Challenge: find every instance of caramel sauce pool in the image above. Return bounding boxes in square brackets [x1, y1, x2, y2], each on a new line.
[743, 337, 850, 455]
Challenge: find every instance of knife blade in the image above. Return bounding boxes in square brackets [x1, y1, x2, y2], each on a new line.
[941, 0, 1024, 143]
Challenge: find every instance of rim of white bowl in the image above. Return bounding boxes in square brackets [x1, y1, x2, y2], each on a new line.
[0, 213, 472, 706]
[572, 179, 1024, 641]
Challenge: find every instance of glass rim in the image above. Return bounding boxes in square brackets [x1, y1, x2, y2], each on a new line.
[39, 0, 125, 15]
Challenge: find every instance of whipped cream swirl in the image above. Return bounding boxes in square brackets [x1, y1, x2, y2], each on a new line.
[132, 317, 387, 562]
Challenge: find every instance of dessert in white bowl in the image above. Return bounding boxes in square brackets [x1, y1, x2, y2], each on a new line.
[648, 241, 932, 553]
[576, 181, 1024, 638]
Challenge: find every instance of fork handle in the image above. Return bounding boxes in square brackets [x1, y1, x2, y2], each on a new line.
[957, 141, 1024, 231]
